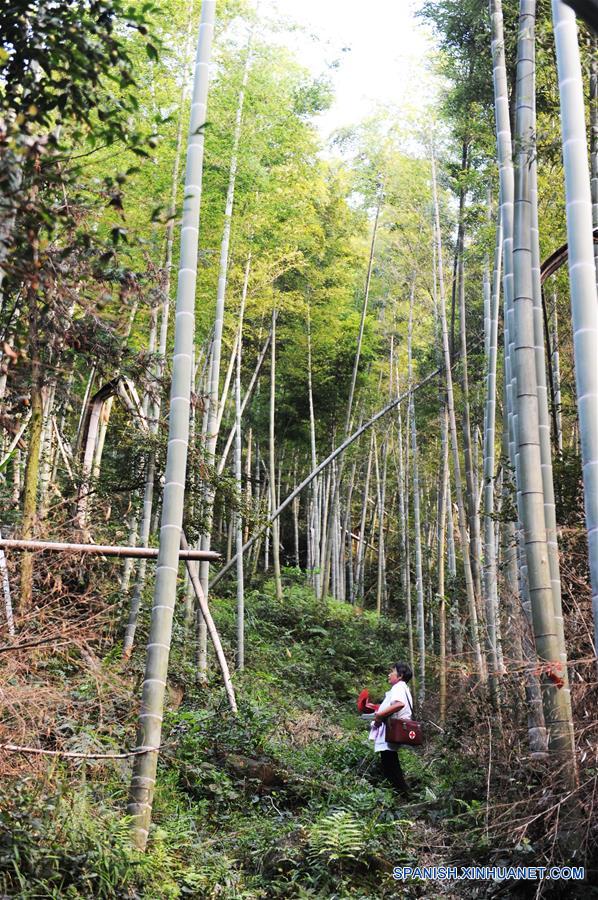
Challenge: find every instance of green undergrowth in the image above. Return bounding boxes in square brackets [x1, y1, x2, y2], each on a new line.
[0, 576, 486, 898]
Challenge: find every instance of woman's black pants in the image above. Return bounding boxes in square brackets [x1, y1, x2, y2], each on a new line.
[379, 749, 409, 795]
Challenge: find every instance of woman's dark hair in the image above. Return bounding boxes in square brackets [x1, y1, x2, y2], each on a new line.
[393, 662, 413, 683]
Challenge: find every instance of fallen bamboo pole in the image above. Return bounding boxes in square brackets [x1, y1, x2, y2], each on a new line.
[0, 539, 220, 561]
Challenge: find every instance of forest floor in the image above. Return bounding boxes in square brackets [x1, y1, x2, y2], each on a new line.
[1, 570, 597, 898]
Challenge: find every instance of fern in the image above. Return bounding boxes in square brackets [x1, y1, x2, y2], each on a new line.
[308, 810, 364, 863]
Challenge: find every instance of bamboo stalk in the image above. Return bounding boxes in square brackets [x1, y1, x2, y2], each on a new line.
[431, 147, 485, 680]
[482, 208, 502, 696]
[0, 531, 14, 636]
[128, 1, 216, 850]
[408, 281, 425, 696]
[513, 0, 575, 763]
[235, 257, 249, 669]
[553, 0, 598, 676]
[269, 308, 283, 600]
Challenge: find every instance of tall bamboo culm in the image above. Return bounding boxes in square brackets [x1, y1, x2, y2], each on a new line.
[512, 0, 575, 764]
[489, 0, 548, 753]
[128, 0, 216, 850]
[552, 0, 598, 676]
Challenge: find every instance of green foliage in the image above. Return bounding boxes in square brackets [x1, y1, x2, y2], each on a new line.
[308, 810, 364, 864]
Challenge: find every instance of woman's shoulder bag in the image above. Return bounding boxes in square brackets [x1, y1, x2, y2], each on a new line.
[385, 692, 423, 747]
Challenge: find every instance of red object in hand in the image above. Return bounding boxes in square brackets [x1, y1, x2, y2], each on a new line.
[357, 689, 380, 713]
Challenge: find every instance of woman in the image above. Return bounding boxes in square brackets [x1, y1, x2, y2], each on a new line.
[369, 661, 413, 797]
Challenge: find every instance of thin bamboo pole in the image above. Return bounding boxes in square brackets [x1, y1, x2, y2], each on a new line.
[269, 308, 283, 600]
[181, 535, 237, 712]
[438, 406, 449, 723]
[431, 148, 485, 680]
[482, 210, 502, 693]
[235, 257, 249, 669]
[550, 290, 563, 452]
[197, 32, 253, 673]
[0, 530, 15, 636]
[407, 282, 425, 696]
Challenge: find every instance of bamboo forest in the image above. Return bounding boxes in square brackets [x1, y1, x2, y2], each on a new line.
[2, 0, 598, 895]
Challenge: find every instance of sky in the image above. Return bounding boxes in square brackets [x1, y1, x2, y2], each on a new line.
[260, 0, 438, 141]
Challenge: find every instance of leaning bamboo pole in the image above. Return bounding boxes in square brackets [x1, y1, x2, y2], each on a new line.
[128, 1, 216, 851]
[552, 0, 598, 673]
[211, 359, 455, 591]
